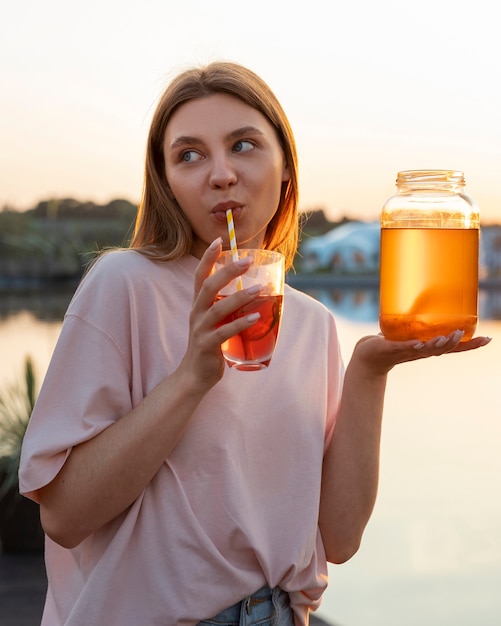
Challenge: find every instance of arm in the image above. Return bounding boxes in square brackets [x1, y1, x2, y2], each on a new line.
[319, 330, 492, 564]
[38, 239, 262, 549]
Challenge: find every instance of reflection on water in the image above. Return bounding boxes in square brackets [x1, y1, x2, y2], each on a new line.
[0, 286, 76, 387]
[1, 285, 500, 626]
[306, 287, 501, 323]
[308, 287, 380, 323]
[0, 284, 76, 322]
[2, 284, 501, 326]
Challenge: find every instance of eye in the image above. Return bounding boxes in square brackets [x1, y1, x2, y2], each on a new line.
[180, 150, 203, 163]
[233, 140, 254, 153]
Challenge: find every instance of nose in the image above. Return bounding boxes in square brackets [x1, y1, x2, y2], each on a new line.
[209, 154, 237, 189]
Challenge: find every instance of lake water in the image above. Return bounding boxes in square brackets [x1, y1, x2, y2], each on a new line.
[1, 284, 500, 626]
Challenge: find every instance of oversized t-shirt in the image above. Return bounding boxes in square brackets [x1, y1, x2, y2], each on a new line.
[19, 250, 343, 626]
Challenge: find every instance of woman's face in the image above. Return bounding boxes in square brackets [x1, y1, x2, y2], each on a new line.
[163, 93, 290, 258]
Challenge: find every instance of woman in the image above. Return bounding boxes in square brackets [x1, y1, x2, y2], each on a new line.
[19, 62, 490, 626]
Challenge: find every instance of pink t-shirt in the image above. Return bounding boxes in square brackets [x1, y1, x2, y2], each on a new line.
[19, 250, 343, 626]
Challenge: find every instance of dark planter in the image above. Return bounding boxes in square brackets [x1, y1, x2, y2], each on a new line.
[0, 489, 45, 554]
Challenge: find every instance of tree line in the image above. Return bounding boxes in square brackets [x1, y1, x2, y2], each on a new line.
[0, 198, 343, 283]
[0, 198, 137, 282]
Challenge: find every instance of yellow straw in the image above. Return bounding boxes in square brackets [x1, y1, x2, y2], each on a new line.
[226, 209, 243, 290]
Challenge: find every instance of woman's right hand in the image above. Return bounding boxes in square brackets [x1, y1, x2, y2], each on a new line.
[179, 238, 263, 389]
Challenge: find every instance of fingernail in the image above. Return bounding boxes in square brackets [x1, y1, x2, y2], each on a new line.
[236, 257, 252, 267]
[246, 312, 260, 323]
[412, 341, 425, 350]
[246, 284, 262, 295]
[435, 336, 448, 347]
[209, 237, 223, 251]
[453, 329, 465, 342]
[481, 337, 492, 345]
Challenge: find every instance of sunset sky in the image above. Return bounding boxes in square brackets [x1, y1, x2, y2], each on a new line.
[2, 0, 500, 222]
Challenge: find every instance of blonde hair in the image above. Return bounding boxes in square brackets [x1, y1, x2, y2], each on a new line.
[130, 62, 300, 270]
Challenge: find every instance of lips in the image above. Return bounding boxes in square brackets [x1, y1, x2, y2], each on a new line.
[211, 202, 243, 223]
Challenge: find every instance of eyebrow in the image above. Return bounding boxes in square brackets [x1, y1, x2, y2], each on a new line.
[168, 125, 265, 150]
[228, 125, 265, 140]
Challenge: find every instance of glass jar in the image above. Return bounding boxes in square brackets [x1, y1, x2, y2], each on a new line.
[379, 170, 480, 342]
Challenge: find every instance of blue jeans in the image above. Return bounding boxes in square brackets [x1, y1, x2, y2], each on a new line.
[197, 586, 294, 626]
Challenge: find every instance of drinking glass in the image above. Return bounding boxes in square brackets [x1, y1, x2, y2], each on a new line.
[214, 249, 284, 371]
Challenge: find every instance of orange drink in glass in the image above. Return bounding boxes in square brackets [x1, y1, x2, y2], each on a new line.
[214, 249, 284, 371]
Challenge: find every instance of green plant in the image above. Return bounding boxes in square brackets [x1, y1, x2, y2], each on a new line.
[0, 356, 37, 502]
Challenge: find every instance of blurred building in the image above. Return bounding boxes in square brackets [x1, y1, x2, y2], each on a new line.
[300, 221, 380, 273]
[300, 221, 501, 279]
[480, 224, 501, 277]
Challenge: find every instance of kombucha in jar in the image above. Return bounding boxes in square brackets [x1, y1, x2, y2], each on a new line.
[379, 170, 480, 342]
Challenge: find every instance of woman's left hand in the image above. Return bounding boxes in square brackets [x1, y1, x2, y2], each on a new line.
[353, 330, 492, 375]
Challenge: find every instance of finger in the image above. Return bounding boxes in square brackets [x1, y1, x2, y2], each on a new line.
[210, 308, 262, 347]
[431, 329, 464, 351]
[449, 336, 492, 353]
[193, 238, 223, 297]
[196, 257, 254, 311]
[211, 284, 262, 311]
[411, 330, 492, 356]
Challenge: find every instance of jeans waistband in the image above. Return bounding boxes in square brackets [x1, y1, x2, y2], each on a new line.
[198, 585, 292, 625]
[243, 586, 273, 614]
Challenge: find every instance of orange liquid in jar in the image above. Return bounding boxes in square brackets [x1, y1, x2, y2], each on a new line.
[217, 294, 283, 370]
[379, 228, 479, 341]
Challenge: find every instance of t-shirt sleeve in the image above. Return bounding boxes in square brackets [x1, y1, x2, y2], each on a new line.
[19, 263, 134, 502]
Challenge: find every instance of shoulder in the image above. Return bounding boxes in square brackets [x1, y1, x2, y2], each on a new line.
[283, 283, 338, 336]
[67, 250, 196, 318]
[67, 250, 166, 319]
[284, 283, 333, 317]
[280, 285, 342, 367]
[76, 249, 194, 294]
[85, 248, 155, 280]
[84, 249, 197, 284]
